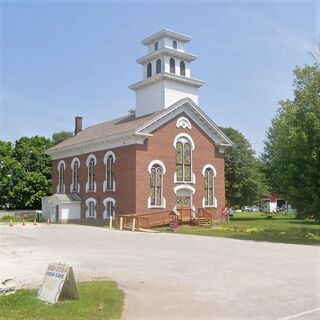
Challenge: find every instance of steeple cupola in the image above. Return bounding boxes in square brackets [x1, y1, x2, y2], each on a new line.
[129, 29, 205, 117]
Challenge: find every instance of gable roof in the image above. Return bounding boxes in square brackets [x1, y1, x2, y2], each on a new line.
[48, 193, 81, 204]
[47, 98, 233, 160]
[48, 111, 160, 152]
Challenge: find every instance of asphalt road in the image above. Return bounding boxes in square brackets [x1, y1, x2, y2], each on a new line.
[0, 224, 319, 320]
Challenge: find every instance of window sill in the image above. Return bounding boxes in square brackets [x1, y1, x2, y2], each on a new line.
[174, 181, 195, 184]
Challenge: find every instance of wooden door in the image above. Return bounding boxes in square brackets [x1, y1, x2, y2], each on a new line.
[176, 196, 191, 221]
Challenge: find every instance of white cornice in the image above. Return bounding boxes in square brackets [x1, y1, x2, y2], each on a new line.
[136, 48, 197, 64]
[129, 72, 205, 91]
[142, 29, 191, 45]
[46, 133, 146, 160]
[135, 98, 233, 147]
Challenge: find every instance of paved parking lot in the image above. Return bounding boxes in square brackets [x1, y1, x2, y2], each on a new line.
[0, 223, 319, 319]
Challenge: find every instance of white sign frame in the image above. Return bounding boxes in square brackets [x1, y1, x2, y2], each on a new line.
[38, 262, 79, 304]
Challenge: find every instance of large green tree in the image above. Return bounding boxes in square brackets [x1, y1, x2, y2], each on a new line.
[0, 131, 73, 210]
[5, 136, 53, 209]
[262, 65, 320, 219]
[220, 127, 269, 207]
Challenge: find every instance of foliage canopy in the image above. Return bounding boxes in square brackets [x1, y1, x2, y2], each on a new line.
[262, 65, 320, 219]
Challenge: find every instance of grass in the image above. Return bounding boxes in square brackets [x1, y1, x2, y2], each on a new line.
[154, 213, 320, 245]
[0, 281, 124, 320]
[0, 215, 35, 223]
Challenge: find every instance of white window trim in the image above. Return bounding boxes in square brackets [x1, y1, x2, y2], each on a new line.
[86, 154, 97, 193]
[86, 198, 97, 219]
[57, 160, 66, 194]
[147, 160, 166, 209]
[202, 164, 217, 208]
[70, 157, 80, 193]
[173, 133, 195, 184]
[103, 151, 116, 192]
[173, 133, 195, 150]
[176, 117, 192, 130]
[103, 197, 116, 220]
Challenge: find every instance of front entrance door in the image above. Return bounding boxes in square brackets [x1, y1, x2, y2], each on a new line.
[176, 196, 191, 221]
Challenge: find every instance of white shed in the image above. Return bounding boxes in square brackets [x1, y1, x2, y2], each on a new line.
[42, 194, 81, 223]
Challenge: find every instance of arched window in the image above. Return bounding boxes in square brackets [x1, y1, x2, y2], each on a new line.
[170, 58, 175, 74]
[147, 63, 152, 78]
[154, 42, 158, 51]
[88, 157, 95, 191]
[173, 40, 177, 49]
[88, 201, 95, 217]
[180, 61, 186, 76]
[156, 59, 161, 74]
[86, 198, 96, 219]
[103, 198, 115, 219]
[72, 160, 79, 192]
[58, 162, 65, 193]
[204, 168, 214, 206]
[106, 155, 114, 191]
[150, 165, 163, 207]
[175, 137, 192, 182]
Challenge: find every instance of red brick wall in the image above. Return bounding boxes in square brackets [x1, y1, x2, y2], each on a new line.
[51, 112, 226, 220]
[52, 144, 136, 220]
[135, 112, 225, 215]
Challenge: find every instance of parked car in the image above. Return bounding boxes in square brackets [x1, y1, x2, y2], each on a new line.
[251, 206, 259, 212]
[241, 206, 251, 212]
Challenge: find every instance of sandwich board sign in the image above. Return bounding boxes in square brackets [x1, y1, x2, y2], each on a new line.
[38, 262, 79, 304]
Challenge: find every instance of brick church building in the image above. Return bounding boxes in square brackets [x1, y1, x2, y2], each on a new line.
[44, 29, 233, 225]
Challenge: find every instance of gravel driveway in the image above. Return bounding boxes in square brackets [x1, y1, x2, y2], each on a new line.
[0, 224, 319, 320]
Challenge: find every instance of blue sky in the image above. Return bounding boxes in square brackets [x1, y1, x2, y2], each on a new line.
[1, 1, 318, 154]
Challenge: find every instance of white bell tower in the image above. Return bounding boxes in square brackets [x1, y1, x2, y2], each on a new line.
[129, 29, 205, 117]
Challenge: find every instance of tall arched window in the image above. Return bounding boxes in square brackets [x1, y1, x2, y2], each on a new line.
[156, 59, 161, 74]
[180, 61, 186, 76]
[103, 198, 115, 219]
[86, 198, 96, 219]
[204, 168, 214, 206]
[72, 160, 79, 192]
[173, 40, 177, 49]
[147, 63, 152, 78]
[58, 162, 65, 193]
[170, 58, 175, 74]
[106, 155, 114, 191]
[154, 42, 158, 51]
[150, 165, 163, 207]
[175, 137, 192, 182]
[88, 157, 95, 191]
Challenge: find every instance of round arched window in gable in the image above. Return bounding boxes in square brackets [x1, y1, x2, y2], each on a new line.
[154, 42, 158, 51]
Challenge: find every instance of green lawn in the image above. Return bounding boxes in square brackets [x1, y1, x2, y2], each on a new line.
[0, 281, 124, 320]
[154, 213, 320, 245]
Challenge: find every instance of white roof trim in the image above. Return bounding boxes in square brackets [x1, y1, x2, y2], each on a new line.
[135, 97, 233, 147]
[129, 72, 205, 91]
[136, 48, 197, 64]
[142, 29, 192, 45]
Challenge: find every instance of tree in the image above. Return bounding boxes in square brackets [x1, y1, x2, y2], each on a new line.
[51, 131, 73, 146]
[0, 141, 21, 208]
[0, 136, 52, 209]
[220, 127, 269, 207]
[262, 65, 320, 220]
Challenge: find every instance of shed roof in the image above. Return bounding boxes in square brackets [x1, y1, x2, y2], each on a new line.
[48, 193, 81, 204]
